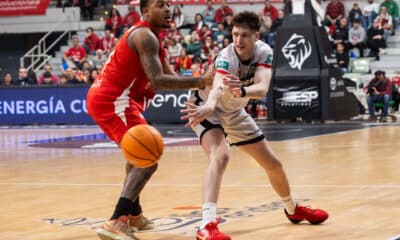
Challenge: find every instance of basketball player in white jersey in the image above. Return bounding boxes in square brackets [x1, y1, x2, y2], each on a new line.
[181, 11, 329, 240]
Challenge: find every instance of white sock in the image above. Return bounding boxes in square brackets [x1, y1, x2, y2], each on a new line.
[282, 195, 296, 215]
[201, 202, 217, 229]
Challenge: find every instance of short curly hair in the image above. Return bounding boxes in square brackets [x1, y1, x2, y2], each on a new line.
[231, 11, 260, 32]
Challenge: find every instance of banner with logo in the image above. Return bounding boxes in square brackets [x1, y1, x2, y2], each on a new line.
[0, 86, 188, 125]
[272, 81, 320, 120]
[0, 0, 50, 16]
[169, 0, 282, 4]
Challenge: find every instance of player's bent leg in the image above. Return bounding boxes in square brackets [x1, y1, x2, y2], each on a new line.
[238, 140, 291, 198]
[239, 140, 329, 224]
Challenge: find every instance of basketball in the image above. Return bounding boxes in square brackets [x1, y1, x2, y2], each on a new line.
[120, 124, 164, 168]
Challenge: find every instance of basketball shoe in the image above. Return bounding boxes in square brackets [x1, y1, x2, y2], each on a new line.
[196, 218, 231, 240]
[285, 204, 329, 224]
[96, 215, 138, 240]
[127, 214, 154, 232]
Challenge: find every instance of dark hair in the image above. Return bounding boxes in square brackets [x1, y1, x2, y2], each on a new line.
[43, 71, 52, 78]
[374, 70, 385, 76]
[140, 0, 151, 14]
[232, 11, 260, 32]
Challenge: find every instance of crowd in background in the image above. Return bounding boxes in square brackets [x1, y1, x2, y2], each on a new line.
[1, 0, 400, 88]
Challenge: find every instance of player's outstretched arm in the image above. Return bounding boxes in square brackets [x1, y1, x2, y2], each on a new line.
[180, 72, 225, 127]
[225, 67, 271, 99]
[130, 28, 213, 90]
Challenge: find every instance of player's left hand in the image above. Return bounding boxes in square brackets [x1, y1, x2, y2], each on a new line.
[223, 75, 242, 97]
[180, 102, 213, 128]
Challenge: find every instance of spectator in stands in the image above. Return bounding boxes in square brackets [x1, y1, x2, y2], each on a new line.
[268, 9, 284, 48]
[348, 19, 366, 57]
[172, 5, 185, 29]
[92, 49, 107, 69]
[331, 17, 349, 49]
[213, 22, 226, 46]
[203, 35, 215, 55]
[215, 0, 234, 24]
[167, 37, 183, 64]
[166, 23, 182, 42]
[335, 42, 349, 75]
[198, 24, 213, 43]
[84, 27, 100, 55]
[58, 74, 68, 85]
[376, 6, 393, 41]
[262, 0, 279, 21]
[65, 68, 84, 84]
[41, 71, 55, 85]
[192, 13, 205, 33]
[175, 49, 192, 73]
[187, 31, 203, 58]
[80, 0, 96, 20]
[380, 0, 399, 35]
[223, 13, 233, 42]
[363, 0, 379, 29]
[364, 70, 392, 122]
[38, 64, 59, 84]
[323, 0, 345, 27]
[258, 11, 272, 44]
[348, 2, 364, 28]
[124, 1, 141, 28]
[202, 0, 216, 28]
[222, 37, 230, 48]
[99, 29, 116, 55]
[14, 67, 36, 86]
[64, 36, 87, 70]
[367, 19, 386, 60]
[88, 68, 99, 84]
[105, 8, 124, 38]
[1, 72, 13, 87]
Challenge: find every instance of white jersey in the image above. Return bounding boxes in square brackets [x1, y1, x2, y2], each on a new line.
[197, 40, 273, 114]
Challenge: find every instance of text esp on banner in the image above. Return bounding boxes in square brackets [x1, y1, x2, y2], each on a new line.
[169, 0, 282, 4]
[0, 0, 50, 16]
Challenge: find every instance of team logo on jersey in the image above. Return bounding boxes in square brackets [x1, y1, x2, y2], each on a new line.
[281, 33, 312, 70]
[264, 54, 273, 65]
[216, 60, 230, 71]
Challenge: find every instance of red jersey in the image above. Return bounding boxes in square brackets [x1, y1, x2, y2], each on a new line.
[88, 21, 166, 111]
[65, 46, 86, 61]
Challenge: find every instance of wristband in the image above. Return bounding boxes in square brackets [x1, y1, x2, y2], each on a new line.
[240, 85, 246, 97]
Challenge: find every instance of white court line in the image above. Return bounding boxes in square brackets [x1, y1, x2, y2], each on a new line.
[0, 182, 400, 189]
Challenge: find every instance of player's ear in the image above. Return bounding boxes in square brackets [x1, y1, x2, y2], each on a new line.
[255, 32, 260, 41]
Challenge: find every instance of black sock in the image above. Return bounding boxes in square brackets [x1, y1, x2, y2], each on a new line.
[129, 196, 143, 216]
[110, 197, 133, 220]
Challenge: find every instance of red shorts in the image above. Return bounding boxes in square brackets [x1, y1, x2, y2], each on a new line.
[87, 93, 147, 144]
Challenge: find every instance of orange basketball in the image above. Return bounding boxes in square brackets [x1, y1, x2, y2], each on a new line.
[120, 124, 164, 168]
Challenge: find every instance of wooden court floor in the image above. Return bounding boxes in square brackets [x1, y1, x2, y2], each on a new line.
[0, 124, 399, 240]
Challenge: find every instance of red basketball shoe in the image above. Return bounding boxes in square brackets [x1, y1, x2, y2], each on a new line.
[196, 218, 231, 240]
[285, 204, 329, 224]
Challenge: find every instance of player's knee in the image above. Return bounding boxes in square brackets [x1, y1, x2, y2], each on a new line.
[212, 152, 230, 173]
[264, 157, 283, 171]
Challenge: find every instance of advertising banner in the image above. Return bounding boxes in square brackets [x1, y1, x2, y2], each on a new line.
[169, 0, 282, 4]
[272, 82, 320, 120]
[0, 86, 188, 125]
[0, 0, 50, 16]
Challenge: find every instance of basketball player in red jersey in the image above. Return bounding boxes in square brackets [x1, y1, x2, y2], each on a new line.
[86, 0, 214, 239]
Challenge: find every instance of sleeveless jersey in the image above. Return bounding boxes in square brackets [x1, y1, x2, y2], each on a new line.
[88, 21, 166, 111]
[197, 40, 273, 113]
